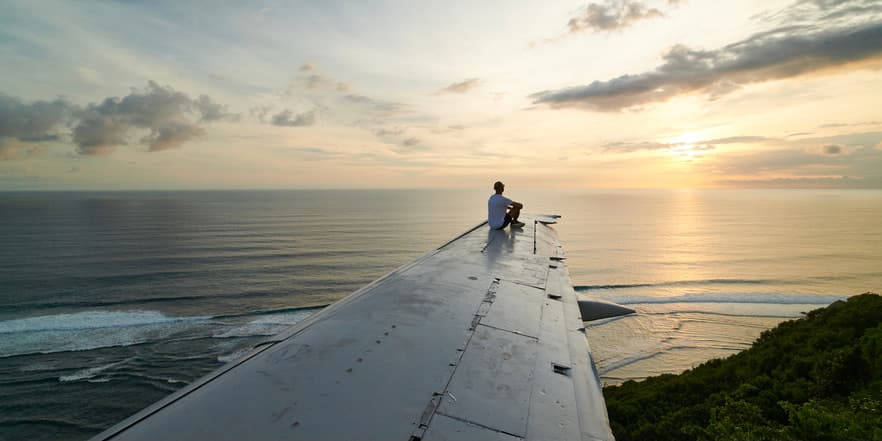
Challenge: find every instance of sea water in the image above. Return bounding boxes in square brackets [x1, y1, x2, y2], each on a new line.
[1, 189, 880, 440]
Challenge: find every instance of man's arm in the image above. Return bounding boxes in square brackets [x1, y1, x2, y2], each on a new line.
[510, 201, 523, 209]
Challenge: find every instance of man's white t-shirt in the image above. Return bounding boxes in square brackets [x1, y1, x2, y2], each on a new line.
[488, 194, 512, 229]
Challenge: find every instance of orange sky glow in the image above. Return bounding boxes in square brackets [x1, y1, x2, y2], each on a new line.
[1, 0, 881, 190]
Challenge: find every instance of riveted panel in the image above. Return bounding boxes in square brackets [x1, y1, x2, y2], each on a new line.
[423, 414, 522, 441]
[437, 325, 537, 438]
[481, 281, 544, 339]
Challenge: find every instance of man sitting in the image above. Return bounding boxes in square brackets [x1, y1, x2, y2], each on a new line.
[488, 181, 525, 230]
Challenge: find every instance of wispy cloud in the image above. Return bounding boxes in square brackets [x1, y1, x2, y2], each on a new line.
[391, 136, 430, 154]
[285, 64, 351, 96]
[699, 131, 882, 186]
[715, 176, 878, 188]
[344, 94, 410, 117]
[756, 0, 882, 28]
[818, 120, 881, 128]
[532, 3, 882, 111]
[435, 78, 481, 95]
[531, 0, 681, 47]
[1, 81, 233, 158]
[601, 135, 772, 153]
[823, 144, 843, 154]
[271, 109, 316, 127]
[568, 0, 677, 33]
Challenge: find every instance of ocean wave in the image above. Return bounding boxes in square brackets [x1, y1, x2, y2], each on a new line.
[0, 307, 321, 358]
[598, 292, 847, 306]
[213, 311, 314, 338]
[58, 357, 133, 382]
[213, 304, 327, 319]
[0, 310, 209, 334]
[0, 311, 210, 358]
[575, 279, 775, 291]
[0, 293, 323, 315]
[217, 348, 255, 363]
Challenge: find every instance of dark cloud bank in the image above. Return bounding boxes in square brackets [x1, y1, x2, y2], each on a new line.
[1, 82, 234, 159]
[533, 1, 882, 111]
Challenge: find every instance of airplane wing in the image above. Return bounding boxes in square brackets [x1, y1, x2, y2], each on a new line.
[91, 216, 629, 441]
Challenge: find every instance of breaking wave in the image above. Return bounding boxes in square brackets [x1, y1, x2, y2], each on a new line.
[598, 292, 847, 306]
[575, 279, 774, 290]
[0, 308, 319, 358]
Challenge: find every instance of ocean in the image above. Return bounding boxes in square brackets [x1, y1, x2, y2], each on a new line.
[1, 189, 880, 440]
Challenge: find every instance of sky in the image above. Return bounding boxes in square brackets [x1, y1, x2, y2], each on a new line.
[1, 0, 881, 190]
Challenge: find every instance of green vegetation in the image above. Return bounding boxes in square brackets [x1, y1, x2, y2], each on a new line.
[603, 293, 882, 441]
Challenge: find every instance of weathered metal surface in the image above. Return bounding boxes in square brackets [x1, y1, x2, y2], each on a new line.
[526, 297, 581, 441]
[91, 216, 616, 441]
[437, 324, 537, 437]
[480, 281, 544, 338]
[423, 414, 522, 441]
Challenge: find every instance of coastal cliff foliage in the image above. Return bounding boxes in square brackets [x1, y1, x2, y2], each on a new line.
[603, 293, 882, 441]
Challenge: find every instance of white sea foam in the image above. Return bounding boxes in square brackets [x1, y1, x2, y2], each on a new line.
[213, 311, 313, 338]
[0, 310, 210, 358]
[59, 357, 133, 382]
[602, 292, 847, 306]
[584, 300, 831, 386]
[217, 348, 254, 363]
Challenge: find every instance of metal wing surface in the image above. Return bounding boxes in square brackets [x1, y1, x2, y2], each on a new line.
[91, 216, 616, 441]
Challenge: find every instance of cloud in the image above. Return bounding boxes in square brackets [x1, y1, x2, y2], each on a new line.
[72, 81, 232, 155]
[823, 144, 843, 154]
[141, 122, 206, 152]
[601, 135, 771, 153]
[757, 0, 882, 28]
[0, 82, 232, 158]
[715, 176, 878, 188]
[392, 137, 430, 154]
[271, 110, 316, 127]
[531, 20, 882, 111]
[0, 94, 74, 159]
[818, 120, 881, 128]
[699, 132, 882, 186]
[435, 78, 481, 95]
[250, 105, 273, 123]
[374, 127, 403, 137]
[194, 95, 236, 123]
[344, 94, 409, 115]
[568, 0, 673, 33]
[282, 65, 352, 98]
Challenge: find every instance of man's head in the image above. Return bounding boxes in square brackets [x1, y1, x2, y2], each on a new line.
[493, 181, 504, 194]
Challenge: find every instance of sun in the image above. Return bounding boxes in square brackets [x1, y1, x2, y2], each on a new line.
[669, 131, 708, 161]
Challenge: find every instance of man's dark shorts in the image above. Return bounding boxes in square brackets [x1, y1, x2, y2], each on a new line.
[493, 214, 512, 230]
